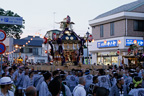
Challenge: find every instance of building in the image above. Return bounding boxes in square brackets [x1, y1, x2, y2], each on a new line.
[3, 36, 47, 64]
[89, 0, 144, 66]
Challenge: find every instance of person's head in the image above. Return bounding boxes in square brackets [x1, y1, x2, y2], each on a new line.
[136, 67, 140, 73]
[2, 66, 7, 73]
[29, 71, 34, 78]
[79, 77, 86, 86]
[60, 71, 66, 81]
[98, 69, 105, 75]
[93, 76, 98, 83]
[25, 86, 37, 96]
[12, 65, 17, 71]
[19, 67, 24, 73]
[8, 68, 14, 75]
[2, 73, 6, 77]
[93, 87, 109, 96]
[117, 75, 124, 85]
[113, 73, 118, 79]
[85, 70, 90, 75]
[43, 72, 51, 83]
[48, 77, 61, 96]
[0, 77, 13, 91]
[52, 70, 59, 78]
[25, 67, 29, 75]
[133, 77, 143, 88]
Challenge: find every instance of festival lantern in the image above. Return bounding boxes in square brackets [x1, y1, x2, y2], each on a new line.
[45, 50, 47, 53]
[43, 37, 47, 44]
[88, 34, 93, 42]
[134, 40, 137, 44]
[53, 33, 57, 40]
[104, 40, 107, 44]
[117, 49, 120, 55]
[118, 40, 121, 44]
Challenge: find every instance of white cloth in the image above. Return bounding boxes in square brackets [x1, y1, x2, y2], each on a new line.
[73, 84, 86, 96]
[98, 75, 111, 90]
[23, 75, 33, 89]
[129, 88, 144, 96]
[39, 81, 52, 96]
[60, 84, 72, 96]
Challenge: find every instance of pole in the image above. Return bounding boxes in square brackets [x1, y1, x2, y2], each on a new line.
[47, 43, 49, 64]
[87, 37, 88, 65]
[1, 54, 2, 77]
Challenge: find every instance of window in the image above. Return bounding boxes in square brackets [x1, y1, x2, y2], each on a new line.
[29, 48, 32, 53]
[33, 48, 38, 55]
[110, 22, 114, 36]
[134, 20, 144, 31]
[100, 25, 103, 37]
[20, 48, 24, 53]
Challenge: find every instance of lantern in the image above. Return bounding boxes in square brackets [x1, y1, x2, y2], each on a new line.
[53, 33, 57, 40]
[104, 40, 107, 44]
[118, 40, 121, 44]
[88, 35, 93, 42]
[134, 40, 137, 44]
[117, 49, 120, 55]
[45, 50, 47, 53]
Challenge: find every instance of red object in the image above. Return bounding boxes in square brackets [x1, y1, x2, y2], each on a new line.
[117, 50, 120, 55]
[43, 37, 47, 44]
[45, 50, 47, 53]
[0, 30, 6, 41]
[128, 48, 131, 53]
[53, 33, 56, 40]
[0, 43, 6, 54]
[88, 35, 93, 42]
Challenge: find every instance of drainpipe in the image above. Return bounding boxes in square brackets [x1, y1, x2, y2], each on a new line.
[125, 18, 128, 36]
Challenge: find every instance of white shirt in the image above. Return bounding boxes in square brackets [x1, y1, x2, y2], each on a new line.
[73, 84, 86, 96]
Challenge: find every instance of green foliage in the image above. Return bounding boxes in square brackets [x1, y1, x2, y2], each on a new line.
[0, 8, 25, 39]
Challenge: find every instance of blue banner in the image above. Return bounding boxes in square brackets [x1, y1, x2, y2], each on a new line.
[97, 40, 118, 48]
[126, 39, 144, 46]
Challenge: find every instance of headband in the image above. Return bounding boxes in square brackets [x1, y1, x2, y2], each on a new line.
[133, 78, 142, 88]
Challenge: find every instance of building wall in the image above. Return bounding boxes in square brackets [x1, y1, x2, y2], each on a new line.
[92, 20, 126, 40]
[127, 19, 144, 37]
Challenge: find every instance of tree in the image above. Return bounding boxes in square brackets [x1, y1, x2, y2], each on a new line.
[0, 8, 25, 39]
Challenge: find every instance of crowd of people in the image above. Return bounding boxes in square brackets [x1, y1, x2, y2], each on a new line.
[0, 63, 144, 96]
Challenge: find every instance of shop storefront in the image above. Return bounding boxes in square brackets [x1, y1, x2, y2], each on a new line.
[89, 37, 144, 66]
[97, 52, 119, 66]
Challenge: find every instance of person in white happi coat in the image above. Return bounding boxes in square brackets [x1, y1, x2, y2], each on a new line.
[23, 71, 34, 90]
[129, 76, 144, 96]
[98, 69, 111, 90]
[83, 70, 93, 92]
[0, 77, 14, 96]
[39, 72, 52, 96]
[87, 76, 99, 96]
[73, 77, 86, 96]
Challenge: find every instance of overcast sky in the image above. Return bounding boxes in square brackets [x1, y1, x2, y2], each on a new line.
[1, 0, 136, 38]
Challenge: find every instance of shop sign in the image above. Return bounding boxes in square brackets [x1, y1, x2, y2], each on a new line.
[97, 40, 118, 48]
[126, 39, 143, 46]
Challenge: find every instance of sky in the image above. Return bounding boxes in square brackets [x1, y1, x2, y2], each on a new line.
[0, 0, 136, 38]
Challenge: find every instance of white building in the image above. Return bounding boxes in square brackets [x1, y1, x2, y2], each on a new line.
[89, 0, 144, 66]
